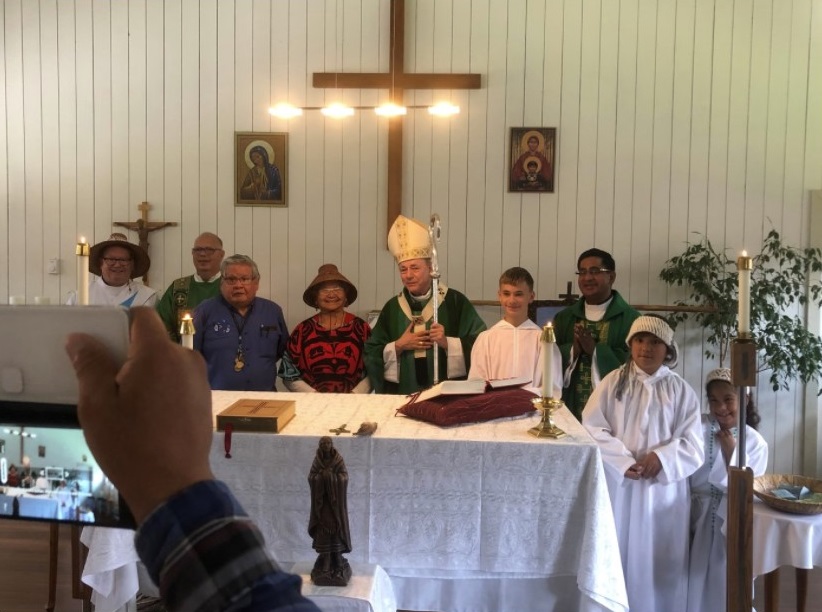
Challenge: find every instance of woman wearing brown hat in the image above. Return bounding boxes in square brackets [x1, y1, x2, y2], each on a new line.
[279, 264, 371, 393]
[66, 233, 157, 307]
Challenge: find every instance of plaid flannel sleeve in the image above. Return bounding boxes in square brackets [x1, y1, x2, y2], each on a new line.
[135, 480, 319, 612]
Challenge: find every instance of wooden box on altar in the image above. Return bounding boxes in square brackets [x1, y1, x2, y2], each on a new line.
[216, 399, 296, 433]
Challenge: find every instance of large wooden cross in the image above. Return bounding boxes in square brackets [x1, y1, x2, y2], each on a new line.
[313, 0, 481, 236]
[114, 202, 177, 284]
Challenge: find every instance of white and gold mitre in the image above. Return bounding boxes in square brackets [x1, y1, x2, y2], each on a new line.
[387, 215, 431, 263]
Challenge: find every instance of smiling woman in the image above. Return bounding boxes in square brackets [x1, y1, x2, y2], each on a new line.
[278, 264, 372, 394]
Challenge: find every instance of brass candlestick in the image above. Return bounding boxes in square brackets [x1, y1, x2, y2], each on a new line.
[529, 396, 566, 439]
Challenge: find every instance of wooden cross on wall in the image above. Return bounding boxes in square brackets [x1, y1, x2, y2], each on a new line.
[114, 202, 177, 284]
[313, 0, 481, 236]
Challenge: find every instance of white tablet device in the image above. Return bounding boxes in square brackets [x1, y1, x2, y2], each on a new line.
[0, 305, 134, 526]
[0, 305, 129, 413]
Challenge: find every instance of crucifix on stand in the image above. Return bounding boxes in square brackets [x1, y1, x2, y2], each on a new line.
[312, 0, 482, 237]
[114, 202, 177, 284]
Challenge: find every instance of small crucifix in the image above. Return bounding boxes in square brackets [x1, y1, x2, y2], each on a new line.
[313, 0, 482, 237]
[114, 202, 177, 284]
[329, 424, 351, 436]
[558, 281, 579, 303]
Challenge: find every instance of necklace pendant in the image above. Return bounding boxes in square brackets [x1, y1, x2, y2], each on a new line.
[234, 356, 245, 372]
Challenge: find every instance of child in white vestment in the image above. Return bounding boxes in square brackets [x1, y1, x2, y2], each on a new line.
[582, 315, 704, 612]
[686, 368, 768, 612]
[468, 267, 561, 395]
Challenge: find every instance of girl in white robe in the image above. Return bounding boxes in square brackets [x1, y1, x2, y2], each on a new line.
[686, 368, 768, 612]
[583, 315, 704, 612]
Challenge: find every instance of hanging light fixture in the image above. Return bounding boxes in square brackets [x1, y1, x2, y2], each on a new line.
[428, 102, 460, 117]
[321, 102, 355, 118]
[374, 103, 408, 117]
[269, 104, 303, 119]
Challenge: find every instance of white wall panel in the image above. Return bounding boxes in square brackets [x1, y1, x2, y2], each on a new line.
[3, 0, 822, 473]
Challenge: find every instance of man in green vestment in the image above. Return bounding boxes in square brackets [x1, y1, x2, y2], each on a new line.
[365, 216, 486, 395]
[156, 232, 225, 341]
[554, 248, 640, 420]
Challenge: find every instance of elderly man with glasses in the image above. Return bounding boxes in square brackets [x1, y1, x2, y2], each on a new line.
[156, 232, 225, 341]
[554, 248, 640, 420]
[192, 254, 288, 391]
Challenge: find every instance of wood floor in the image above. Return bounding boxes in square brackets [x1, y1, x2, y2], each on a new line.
[0, 518, 819, 611]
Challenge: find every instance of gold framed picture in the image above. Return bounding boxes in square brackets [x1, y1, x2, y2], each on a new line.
[509, 127, 556, 193]
[235, 132, 288, 207]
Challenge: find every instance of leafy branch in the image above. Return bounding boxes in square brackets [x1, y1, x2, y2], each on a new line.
[659, 229, 822, 392]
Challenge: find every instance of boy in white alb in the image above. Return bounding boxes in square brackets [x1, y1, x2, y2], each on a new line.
[469, 267, 561, 395]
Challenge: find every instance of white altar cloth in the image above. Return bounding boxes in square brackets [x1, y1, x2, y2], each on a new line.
[83, 391, 628, 612]
[289, 562, 397, 612]
[752, 498, 822, 576]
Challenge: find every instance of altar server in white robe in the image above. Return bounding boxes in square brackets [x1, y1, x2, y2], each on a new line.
[686, 367, 768, 612]
[582, 315, 704, 612]
[468, 267, 562, 395]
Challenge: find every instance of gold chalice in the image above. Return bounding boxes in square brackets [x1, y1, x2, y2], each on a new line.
[529, 396, 566, 438]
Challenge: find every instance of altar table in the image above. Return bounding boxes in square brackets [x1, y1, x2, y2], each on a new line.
[83, 391, 628, 612]
[753, 499, 822, 612]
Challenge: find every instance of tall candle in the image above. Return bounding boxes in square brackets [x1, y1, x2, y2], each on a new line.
[541, 322, 556, 399]
[180, 313, 195, 350]
[737, 250, 753, 335]
[76, 237, 90, 306]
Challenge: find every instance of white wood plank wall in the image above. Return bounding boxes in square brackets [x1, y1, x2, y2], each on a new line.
[1, 0, 821, 474]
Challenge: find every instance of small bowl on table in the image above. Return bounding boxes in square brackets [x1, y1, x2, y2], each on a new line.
[753, 474, 822, 515]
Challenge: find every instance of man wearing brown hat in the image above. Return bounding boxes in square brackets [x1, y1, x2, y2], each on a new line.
[364, 216, 486, 394]
[67, 233, 157, 307]
[156, 232, 225, 341]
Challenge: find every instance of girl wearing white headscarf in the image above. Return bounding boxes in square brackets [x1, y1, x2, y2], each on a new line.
[582, 315, 704, 612]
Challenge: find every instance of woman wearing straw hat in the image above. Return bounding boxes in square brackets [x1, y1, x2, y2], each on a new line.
[66, 233, 157, 307]
[279, 264, 371, 393]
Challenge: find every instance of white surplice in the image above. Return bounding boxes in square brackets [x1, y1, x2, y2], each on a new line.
[686, 416, 768, 612]
[468, 319, 562, 396]
[66, 276, 157, 307]
[582, 362, 704, 612]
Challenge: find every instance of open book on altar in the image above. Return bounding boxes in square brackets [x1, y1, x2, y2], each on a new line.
[413, 375, 532, 403]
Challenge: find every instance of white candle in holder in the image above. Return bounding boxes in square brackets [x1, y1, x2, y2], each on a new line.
[34, 296, 51, 305]
[737, 250, 753, 335]
[542, 322, 555, 399]
[9, 296, 26, 305]
[76, 237, 90, 306]
[180, 313, 195, 350]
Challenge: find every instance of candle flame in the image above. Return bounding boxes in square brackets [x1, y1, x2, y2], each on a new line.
[80, 236, 86, 243]
[182, 313, 192, 321]
[741, 250, 747, 257]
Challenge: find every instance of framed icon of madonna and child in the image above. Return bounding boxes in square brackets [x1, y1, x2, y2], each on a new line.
[235, 132, 288, 207]
[509, 127, 556, 193]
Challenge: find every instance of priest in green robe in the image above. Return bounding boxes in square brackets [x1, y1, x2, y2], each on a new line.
[555, 248, 640, 420]
[365, 215, 486, 395]
[156, 232, 225, 341]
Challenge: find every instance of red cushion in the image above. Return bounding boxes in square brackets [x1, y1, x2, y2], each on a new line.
[397, 387, 538, 427]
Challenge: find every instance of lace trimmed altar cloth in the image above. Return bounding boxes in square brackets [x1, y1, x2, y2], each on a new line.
[83, 391, 628, 612]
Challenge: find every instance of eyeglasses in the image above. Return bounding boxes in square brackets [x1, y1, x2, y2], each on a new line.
[102, 257, 132, 266]
[575, 267, 612, 277]
[318, 286, 345, 295]
[192, 247, 222, 255]
[222, 276, 255, 285]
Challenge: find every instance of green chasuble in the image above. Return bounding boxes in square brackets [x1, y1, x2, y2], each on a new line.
[364, 285, 486, 395]
[156, 275, 222, 341]
[554, 290, 640, 420]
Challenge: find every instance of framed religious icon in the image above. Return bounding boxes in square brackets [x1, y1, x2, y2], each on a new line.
[235, 132, 288, 207]
[509, 127, 556, 193]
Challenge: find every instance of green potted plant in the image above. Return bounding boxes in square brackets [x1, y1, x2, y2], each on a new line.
[659, 229, 822, 392]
